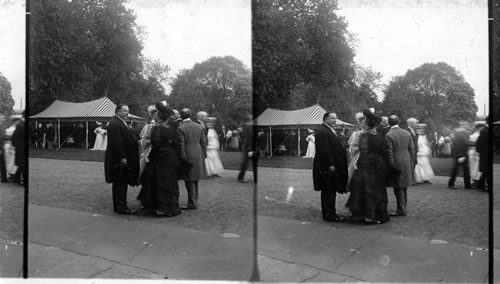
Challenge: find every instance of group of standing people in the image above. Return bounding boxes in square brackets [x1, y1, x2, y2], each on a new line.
[313, 109, 490, 225]
[313, 110, 418, 224]
[104, 102, 256, 217]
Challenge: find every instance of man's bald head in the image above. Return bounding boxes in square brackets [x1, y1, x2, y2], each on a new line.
[388, 115, 399, 126]
[180, 108, 192, 120]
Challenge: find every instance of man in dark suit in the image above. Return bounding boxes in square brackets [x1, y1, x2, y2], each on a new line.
[46, 123, 55, 149]
[178, 108, 207, 209]
[430, 132, 439, 157]
[386, 115, 416, 217]
[475, 121, 488, 191]
[0, 114, 8, 183]
[448, 121, 472, 189]
[11, 112, 25, 186]
[238, 114, 257, 183]
[312, 112, 348, 222]
[104, 104, 140, 214]
[406, 118, 418, 165]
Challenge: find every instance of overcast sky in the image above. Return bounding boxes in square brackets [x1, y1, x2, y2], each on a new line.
[337, 0, 489, 116]
[0, 1, 25, 110]
[126, 0, 251, 93]
[0, 0, 489, 117]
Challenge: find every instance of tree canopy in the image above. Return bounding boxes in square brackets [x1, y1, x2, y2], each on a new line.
[169, 56, 251, 127]
[0, 72, 15, 117]
[253, 0, 358, 118]
[30, 0, 168, 117]
[381, 62, 478, 128]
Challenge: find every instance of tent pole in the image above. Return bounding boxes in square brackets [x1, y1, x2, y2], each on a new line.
[297, 127, 300, 157]
[85, 116, 88, 150]
[269, 126, 272, 158]
[58, 118, 60, 150]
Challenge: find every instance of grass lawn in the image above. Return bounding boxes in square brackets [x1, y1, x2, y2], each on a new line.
[30, 147, 462, 177]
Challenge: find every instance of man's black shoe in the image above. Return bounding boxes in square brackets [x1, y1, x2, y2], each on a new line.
[181, 206, 197, 210]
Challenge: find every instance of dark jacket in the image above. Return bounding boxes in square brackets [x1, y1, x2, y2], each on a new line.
[451, 128, 470, 158]
[242, 122, 255, 153]
[476, 126, 488, 172]
[104, 116, 140, 186]
[177, 119, 207, 181]
[12, 121, 25, 167]
[313, 123, 348, 192]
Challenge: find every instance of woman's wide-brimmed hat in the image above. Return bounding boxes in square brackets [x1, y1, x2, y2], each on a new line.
[147, 105, 157, 113]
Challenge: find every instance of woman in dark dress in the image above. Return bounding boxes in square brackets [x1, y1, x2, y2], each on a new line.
[142, 102, 181, 217]
[346, 109, 390, 224]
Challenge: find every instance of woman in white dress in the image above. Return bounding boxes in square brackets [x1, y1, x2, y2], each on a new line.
[414, 124, 434, 184]
[205, 117, 224, 177]
[468, 123, 482, 184]
[4, 121, 18, 177]
[347, 112, 366, 185]
[303, 130, 316, 158]
[92, 123, 107, 150]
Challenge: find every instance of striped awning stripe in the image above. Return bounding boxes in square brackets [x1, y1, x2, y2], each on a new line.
[255, 104, 354, 126]
[30, 97, 144, 120]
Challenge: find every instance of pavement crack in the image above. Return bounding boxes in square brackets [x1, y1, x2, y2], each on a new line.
[300, 269, 320, 283]
[127, 230, 172, 262]
[89, 263, 113, 278]
[30, 240, 165, 277]
[334, 233, 382, 270]
[259, 254, 366, 282]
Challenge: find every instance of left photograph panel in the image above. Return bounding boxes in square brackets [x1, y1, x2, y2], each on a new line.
[28, 0, 253, 280]
[0, 0, 26, 278]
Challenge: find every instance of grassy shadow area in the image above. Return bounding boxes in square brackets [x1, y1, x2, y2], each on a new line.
[30, 147, 461, 176]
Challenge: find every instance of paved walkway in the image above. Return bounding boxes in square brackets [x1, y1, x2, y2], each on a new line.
[24, 204, 488, 282]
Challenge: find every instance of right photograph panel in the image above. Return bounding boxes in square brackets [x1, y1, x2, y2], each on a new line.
[253, 0, 489, 282]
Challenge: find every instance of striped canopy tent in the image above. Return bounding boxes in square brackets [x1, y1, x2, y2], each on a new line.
[30, 97, 145, 149]
[254, 104, 355, 157]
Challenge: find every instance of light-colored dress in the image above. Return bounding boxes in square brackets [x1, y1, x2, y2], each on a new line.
[205, 128, 224, 176]
[5, 126, 17, 175]
[303, 134, 315, 158]
[415, 135, 435, 183]
[441, 137, 452, 156]
[469, 131, 480, 180]
[228, 130, 240, 150]
[347, 130, 362, 184]
[92, 127, 107, 150]
[138, 122, 155, 182]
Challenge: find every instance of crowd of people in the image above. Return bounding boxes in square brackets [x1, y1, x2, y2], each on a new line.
[0, 112, 25, 185]
[104, 102, 258, 217]
[312, 109, 489, 225]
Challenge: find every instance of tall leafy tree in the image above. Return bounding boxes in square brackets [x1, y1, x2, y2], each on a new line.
[169, 56, 251, 126]
[381, 62, 478, 127]
[0, 72, 15, 116]
[253, 0, 356, 115]
[30, 0, 162, 116]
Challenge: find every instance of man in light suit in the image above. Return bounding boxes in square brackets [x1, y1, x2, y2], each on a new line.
[386, 115, 416, 217]
[312, 112, 348, 222]
[177, 108, 207, 210]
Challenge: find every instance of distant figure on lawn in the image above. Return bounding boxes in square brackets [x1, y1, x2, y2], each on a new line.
[104, 104, 140, 215]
